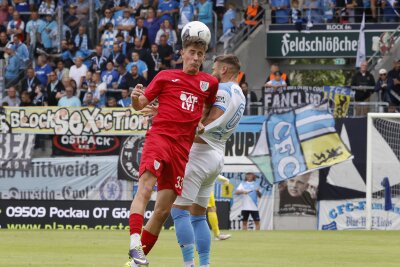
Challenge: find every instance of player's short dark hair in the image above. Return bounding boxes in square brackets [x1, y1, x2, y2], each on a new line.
[182, 36, 207, 51]
[214, 54, 241, 75]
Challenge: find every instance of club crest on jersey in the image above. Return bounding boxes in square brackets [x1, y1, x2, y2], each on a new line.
[200, 81, 209, 92]
[154, 160, 161, 170]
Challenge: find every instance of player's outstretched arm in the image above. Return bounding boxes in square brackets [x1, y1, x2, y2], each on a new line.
[131, 84, 149, 111]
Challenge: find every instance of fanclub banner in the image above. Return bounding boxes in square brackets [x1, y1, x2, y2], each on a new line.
[52, 135, 121, 156]
[0, 106, 149, 135]
[0, 133, 35, 171]
[0, 200, 172, 230]
[318, 198, 400, 230]
[264, 86, 352, 118]
[0, 156, 131, 201]
[118, 136, 146, 181]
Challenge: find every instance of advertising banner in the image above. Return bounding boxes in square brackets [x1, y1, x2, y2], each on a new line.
[0, 133, 35, 171]
[0, 107, 149, 135]
[0, 156, 132, 201]
[52, 135, 121, 156]
[318, 198, 400, 230]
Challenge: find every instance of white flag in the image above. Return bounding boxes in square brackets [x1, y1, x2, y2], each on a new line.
[355, 12, 366, 68]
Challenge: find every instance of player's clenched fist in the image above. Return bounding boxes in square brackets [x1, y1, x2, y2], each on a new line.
[131, 84, 144, 99]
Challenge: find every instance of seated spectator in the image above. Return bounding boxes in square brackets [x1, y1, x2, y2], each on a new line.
[304, 0, 323, 24]
[98, 9, 116, 33]
[271, 0, 290, 24]
[101, 61, 119, 88]
[21, 67, 41, 98]
[7, 11, 24, 41]
[55, 60, 70, 81]
[91, 45, 108, 72]
[158, 34, 173, 69]
[33, 85, 49, 106]
[41, 13, 58, 51]
[58, 86, 81, 107]
[4, 46, 20, 88]
[265, 71, 287, 90]
[130, 65, 148, 87]
[117, 9, 136, 41]
[69, 56, 88, 95]
[144, 8, 161, 47]
[118, 87, 132, 107]
[155, 19, 177, 48]
[47, 71, 65, 106]
[351, 61, 375, 101]
[39, 0, 56, 15]
[131, 17, 151, 49]
[126, 51, 148, 79]
[2, 86, 21, 107]
[375, 68, 394, 103]
[266, 63, 290, 85]
[116, 64, 135, 89]
[106, 96, 122, 107]
[25, 11, 46, 52]
[19, 91, 33, 106]
[35, 55, 53, 87]
[101, 22, 118, 58]
[108, 43, 126, 68]
[157, 0, 179, 27]
[64, 4, 80, 37]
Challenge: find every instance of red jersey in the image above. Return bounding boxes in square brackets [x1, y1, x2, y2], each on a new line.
[144, 69, 218, 151]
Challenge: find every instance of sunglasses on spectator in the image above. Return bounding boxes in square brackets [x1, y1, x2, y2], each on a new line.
[380, 74, 387, 76]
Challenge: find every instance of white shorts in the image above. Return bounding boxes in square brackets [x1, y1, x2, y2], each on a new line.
[174, 143, 224, 208]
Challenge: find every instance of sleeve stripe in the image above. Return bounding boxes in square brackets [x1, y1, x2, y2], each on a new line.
[213, 104, 226, 111]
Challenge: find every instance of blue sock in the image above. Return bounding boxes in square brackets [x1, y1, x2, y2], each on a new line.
[191, 214, 211, 266]
[171, 208, 195, 263]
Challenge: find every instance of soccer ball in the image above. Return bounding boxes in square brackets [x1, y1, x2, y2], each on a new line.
[181, 21, 211, 45]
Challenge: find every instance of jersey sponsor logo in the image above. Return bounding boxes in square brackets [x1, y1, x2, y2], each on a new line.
[200, 81, 209, 91]
[216, 96, 225, 103]
[180, 91, 198, 112]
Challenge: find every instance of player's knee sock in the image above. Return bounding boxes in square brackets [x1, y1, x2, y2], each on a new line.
[141, 229, 158, 255]
[207, 211, 220, 237]
[129, 213, 144, 250]
[191, 215, 211, 266]
[171, 208, 195, 266]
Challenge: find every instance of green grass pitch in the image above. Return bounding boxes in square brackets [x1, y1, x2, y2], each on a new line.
[1, 230, 400, 267]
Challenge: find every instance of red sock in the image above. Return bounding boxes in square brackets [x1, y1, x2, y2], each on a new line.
[141, 229, 158, 255]
[129, 213, 144, 236]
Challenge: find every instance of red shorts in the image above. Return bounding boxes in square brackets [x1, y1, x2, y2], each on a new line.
[139, 134, 189, 195]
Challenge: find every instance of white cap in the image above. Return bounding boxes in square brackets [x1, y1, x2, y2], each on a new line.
[379, 69, 387, 75]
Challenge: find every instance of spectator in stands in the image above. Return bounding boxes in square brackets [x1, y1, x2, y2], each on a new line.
[116, 64, 134, 89]
[107, 0, 128, 19]
[92, 72, 107, 107]
[130, 0, 146, 17]
[197, 0, 214, 48]
[101, 22, 118, 58]
[0, 3, 7, 27]
[351, 61, 375, 101]
[33, 85, 48, 106]
[109, 43, 126, 68]
[144, 8, 161, 47]
[157, 0, 179, 27]
[271, 0, 290, 24]
[336, 0, 358, 23]
[118, 9, 136, 41]
[4, 46, 20, 88]
[14, 0, 30, 15]
[25, 11, 45, 52]
[265, 71, 287, 90]
[60, 40, 74, 67]
[7, 11, 24, 41]
[130, 64, 148, 87]
[266, 63, 290, 85]
[171, 45, 183, 69]
[289, 0, 303, 30]
[64, 4, 80, 37]
[2, 86, 21, 106]
[158, 34, 173, 69]
[178, 0, 195, 32]
[101, 61, 119, 88]
[82, 81, 100, 107]
[47, 71, 65, 106]
[106, 96, 121, 107]
[80, 70, 92, 91]
[69, 56, 88, 95]
[74, 26, 91, 59]
[39, 0, 56, 15]
[126, 51, 148, 79]
[91, 45, 107, 72]
[41, 13, 58, 51]
[131, 17, 151, 49]
[375, 68, 393, 103]
[381, 0, 399, 22]
[129, 36, 151, 66]
[35, 55, 52, 87]
[98, 9, 116, 33]
[240, 81, 259, 115]
[220, 2, 237, 53]
[118, 87, 132, 107]
[19, 91, 33, 106]
[13, 34, 29, 70]
[58, 86, 81, 107]
[21, 67, 41, 98]
[148, 43, 162, 80]
[116, 33, 128, 56]
[0, 32, 8, 59]
[388, 60, 400, 106]
[321, 0, 335, 23]
[76, 0, 90, 25]
[55, 60, 70, 81]
[155, 19, 177, 49]
[304, 0, 323, 24]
